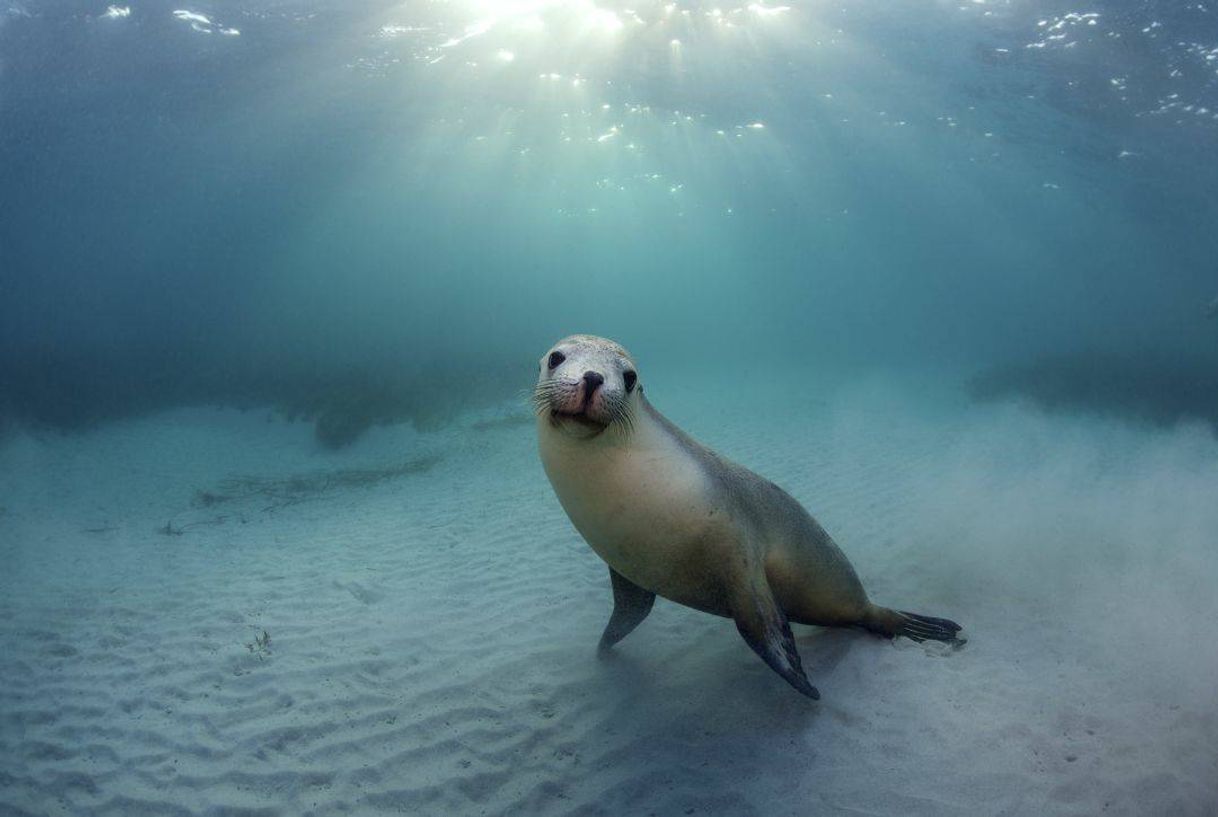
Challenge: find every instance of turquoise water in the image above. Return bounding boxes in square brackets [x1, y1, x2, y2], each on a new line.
[2, 1, 1216, 431]
[2, 3, 1218, 815]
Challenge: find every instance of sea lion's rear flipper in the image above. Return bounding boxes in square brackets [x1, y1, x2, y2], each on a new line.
[862, 605, 966, 645]
[597, 567, 656, 654]
[732, 581, 820, 700]
[895, 610, 965, 644]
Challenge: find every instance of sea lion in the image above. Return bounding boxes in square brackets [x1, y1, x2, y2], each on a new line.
[534, 335, 963, 700]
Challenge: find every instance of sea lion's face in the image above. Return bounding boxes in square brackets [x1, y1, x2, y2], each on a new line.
[534, 335, 640, 440]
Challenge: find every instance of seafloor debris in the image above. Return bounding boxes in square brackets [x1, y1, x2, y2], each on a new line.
[192, 456, 440, 514]
[245, 630, 272, 659]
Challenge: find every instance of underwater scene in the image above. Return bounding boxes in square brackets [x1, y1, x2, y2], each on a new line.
[2, 1, 1217, 814]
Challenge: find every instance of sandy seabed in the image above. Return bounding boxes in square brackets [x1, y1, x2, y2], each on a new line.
[1, 372, 1216, 816]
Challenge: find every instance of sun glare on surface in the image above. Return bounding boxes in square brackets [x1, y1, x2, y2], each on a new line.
[364, 1, 816, 222]
[377, 0, 799, 69]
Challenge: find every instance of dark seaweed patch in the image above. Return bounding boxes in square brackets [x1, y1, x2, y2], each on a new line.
[969, 351, 1218, 429]
[0, 346, 527, 448]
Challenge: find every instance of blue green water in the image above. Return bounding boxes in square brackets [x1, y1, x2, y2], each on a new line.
[2, 1, 1216, 434]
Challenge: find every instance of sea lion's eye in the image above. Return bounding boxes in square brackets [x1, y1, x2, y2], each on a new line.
[548, 351, 566, 369]
[623, 370, 637, 393]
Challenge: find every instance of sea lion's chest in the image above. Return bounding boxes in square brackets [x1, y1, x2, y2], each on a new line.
[539, 423, 718, 593]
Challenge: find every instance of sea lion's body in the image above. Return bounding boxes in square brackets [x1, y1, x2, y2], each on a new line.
[535, 335, 962, 699]
[541, 399, 869, 626]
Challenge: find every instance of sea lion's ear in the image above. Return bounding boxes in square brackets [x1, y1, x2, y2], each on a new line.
[732, 577, 820, 700]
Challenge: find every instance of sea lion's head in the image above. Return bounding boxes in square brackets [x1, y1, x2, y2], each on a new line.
[533, 335, 640, 439]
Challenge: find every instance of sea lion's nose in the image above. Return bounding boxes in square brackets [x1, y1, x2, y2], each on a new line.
[583, 371, 605, 393]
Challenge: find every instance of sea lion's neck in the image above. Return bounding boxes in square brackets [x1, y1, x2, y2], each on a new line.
[538, 398, 714, 591]
[539, 395, 705, 512]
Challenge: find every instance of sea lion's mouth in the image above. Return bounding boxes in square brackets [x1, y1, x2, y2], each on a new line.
[551, 409, 609, 430]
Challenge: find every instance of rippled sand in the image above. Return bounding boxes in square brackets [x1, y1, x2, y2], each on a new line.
[2, 375, 1216, 816]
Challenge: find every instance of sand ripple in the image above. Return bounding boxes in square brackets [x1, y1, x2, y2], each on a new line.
[2, 394, 1217, 816]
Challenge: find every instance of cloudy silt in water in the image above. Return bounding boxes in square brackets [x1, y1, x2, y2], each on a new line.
[1, 2, 1217, 815]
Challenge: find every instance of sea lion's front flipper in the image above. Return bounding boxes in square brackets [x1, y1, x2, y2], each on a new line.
[598, 567, 656, 654]
[732, 580, 820, 700]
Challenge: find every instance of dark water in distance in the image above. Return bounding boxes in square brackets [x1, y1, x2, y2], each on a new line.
[2, 0, 1216, 440]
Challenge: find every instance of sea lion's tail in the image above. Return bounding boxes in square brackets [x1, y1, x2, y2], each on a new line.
[863, 605, 966, 645]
